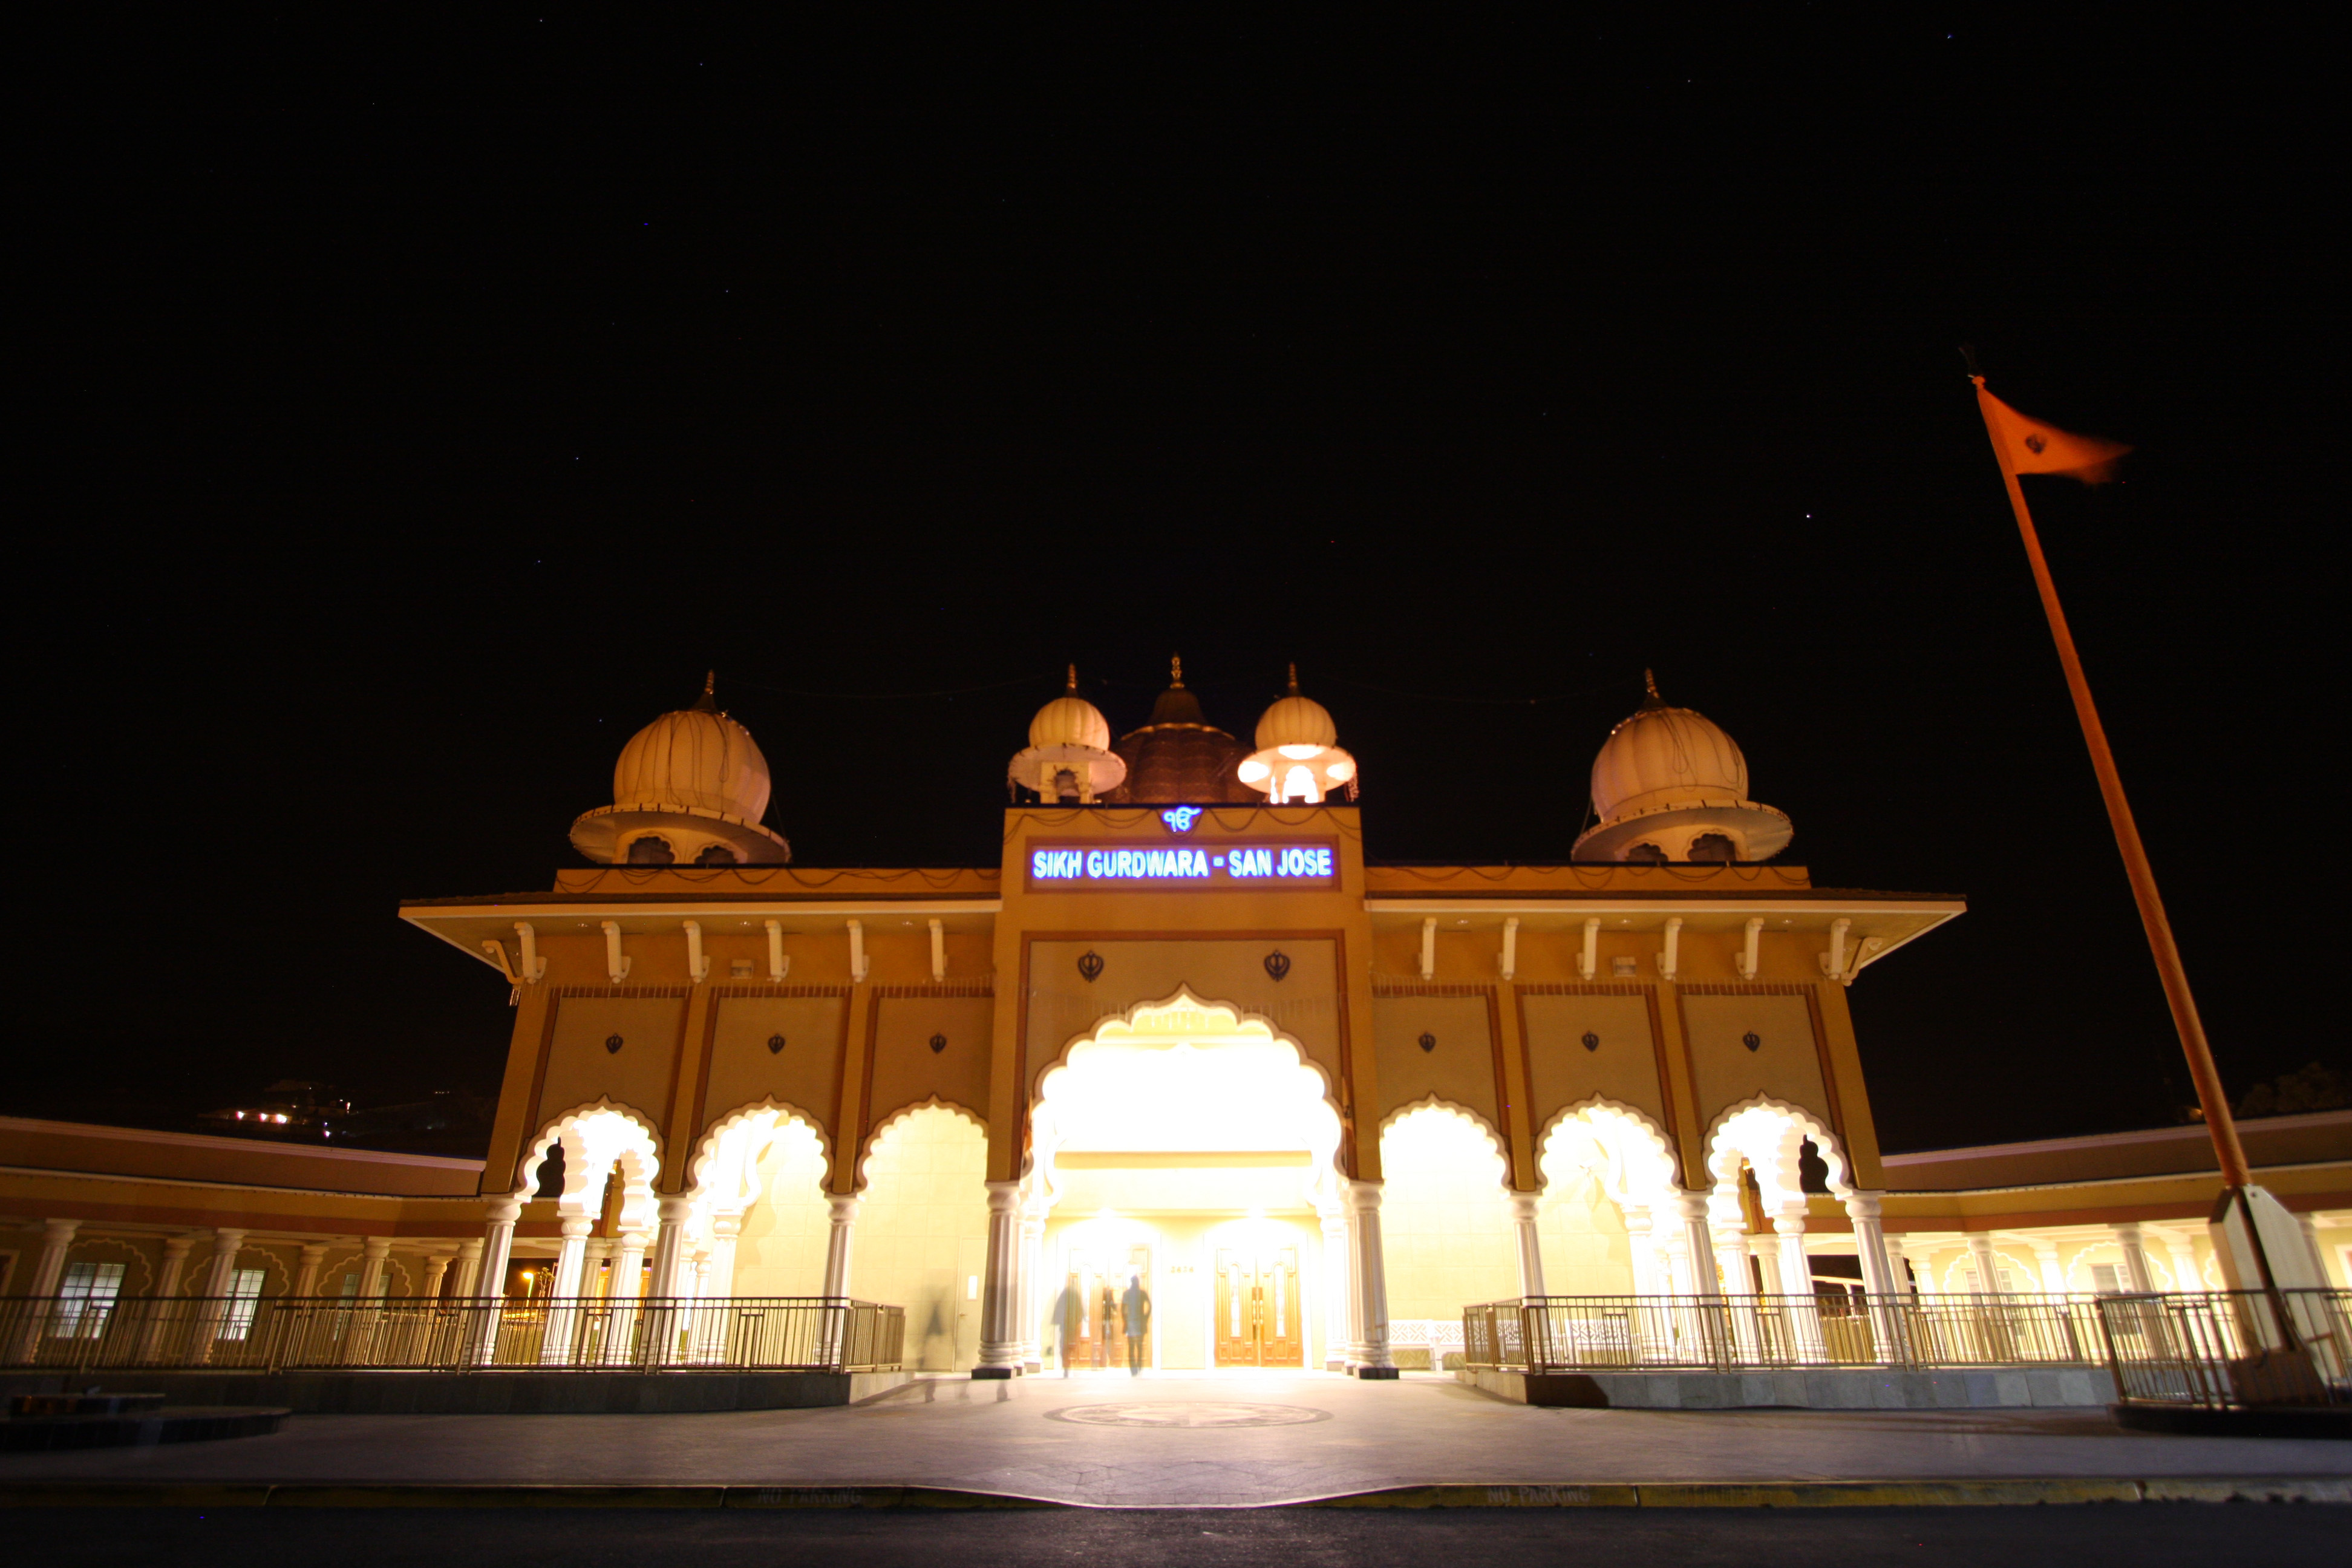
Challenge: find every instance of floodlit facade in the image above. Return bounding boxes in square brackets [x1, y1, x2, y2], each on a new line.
[4, 668, 2347, 1377]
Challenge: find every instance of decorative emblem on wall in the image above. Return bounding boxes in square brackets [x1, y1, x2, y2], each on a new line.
[1743, 1031, 1762, 1053]
[1161, 806, 1202, 832]
[1581, 1031, 1600, 1053]
[1077, 950, 1105, 983]
[767, 1033, 787, 1056]
[1418, 1031, 1437, 1053]
[929, 1033, 948, 1054]
[604, 1033, 624, 1054]
[1264, 950, 1292, 982]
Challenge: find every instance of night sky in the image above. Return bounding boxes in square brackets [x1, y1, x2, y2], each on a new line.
[17, 18, 2335, 1154]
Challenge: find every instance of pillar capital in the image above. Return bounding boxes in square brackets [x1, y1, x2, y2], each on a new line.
[1840, 1189, 1885, 1223]
[828, 1194, 861, 1224]
[1508, 1190, 1541, 1223]
[657, 1193, 694, 1223]
[485, 1197, 524, 1225]
[1772, 1209, 1808, 1238]
[361, 1235, 393, 1259]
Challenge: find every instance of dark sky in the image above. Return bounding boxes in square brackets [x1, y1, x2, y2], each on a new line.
[16, 18, 2336, 1154]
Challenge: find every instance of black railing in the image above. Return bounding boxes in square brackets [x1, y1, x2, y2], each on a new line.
[2096, 1290, 2351, 1409]
[0, 1295, 906, 1374]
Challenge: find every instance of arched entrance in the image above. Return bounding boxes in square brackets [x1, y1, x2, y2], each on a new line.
[1025, 990, 1345, 1373]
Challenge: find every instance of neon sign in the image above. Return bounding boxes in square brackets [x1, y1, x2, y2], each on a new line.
[1026, 840, 1339, 890]
[1160, 806, 1202, 832]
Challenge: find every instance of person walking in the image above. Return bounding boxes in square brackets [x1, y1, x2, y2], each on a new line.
[1120, 1270, 1151, 1377]
[1052, 1276, 1082, 1377]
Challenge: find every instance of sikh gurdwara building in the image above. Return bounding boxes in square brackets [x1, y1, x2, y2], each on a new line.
[4, 667, 2347, 1376]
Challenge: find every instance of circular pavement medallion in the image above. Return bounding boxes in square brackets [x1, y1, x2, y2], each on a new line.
[1048, 1401, 1332, 1429]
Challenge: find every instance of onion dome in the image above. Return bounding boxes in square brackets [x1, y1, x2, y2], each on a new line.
[1240, 665, 1358, 804]
[1102, 657, 1257, 805]
[1572, 671, 1791, 863]
[569, 673, 792, 866]
[1008, 666, 1127, 803]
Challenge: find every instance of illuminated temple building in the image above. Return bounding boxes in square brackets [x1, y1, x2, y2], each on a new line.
[4, 666, 2346, 1377]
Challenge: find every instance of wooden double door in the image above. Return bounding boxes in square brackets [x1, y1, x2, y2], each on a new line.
[1214, 1244, 1304, 1367]
[1065, 1244, 1153, 1371]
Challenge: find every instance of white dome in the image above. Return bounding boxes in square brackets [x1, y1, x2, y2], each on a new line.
[1241, 666, 1356, 804]
[615, 705, 773, 821]
[1029, 668, 1112, 751]
[1573, 671, 1789, 863]
[1255, 666, 1339, 751]
[570, 674, 790, 865]
[1589, 702, 1748, 822]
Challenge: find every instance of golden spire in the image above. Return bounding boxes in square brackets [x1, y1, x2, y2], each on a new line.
[1066, 663, 1079, 692]
[1170, 655, 1184, 688]
[1636, 668, 1665, 712]
[1287, 662, 1300, 694]
[692, 670, 720, 713]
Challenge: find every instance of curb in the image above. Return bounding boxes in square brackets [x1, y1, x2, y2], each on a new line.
[3, 1477, 2348, 1510]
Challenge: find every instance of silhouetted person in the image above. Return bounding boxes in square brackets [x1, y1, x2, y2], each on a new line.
[1121, 1273, 1151, 1376]
[1051, 1279, 1082, 1376]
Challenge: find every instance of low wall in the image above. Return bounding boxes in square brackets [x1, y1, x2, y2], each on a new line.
[0, 1369, 912, 1415]
[1456, 1365, 2114, 1410]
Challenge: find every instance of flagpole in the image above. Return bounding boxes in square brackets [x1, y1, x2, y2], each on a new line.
[1967, 374, 2253, 1191]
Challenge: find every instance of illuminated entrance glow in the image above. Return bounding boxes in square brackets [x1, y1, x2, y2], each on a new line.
[1027, 992, 1344, 1371]
[1027, 842, 1338, 888]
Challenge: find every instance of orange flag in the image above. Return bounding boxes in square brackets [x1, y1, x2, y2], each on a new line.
[1973, 377, 2131, 482]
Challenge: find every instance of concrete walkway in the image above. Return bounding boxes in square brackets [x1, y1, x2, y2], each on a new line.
[3, 1372, 2345, 1508]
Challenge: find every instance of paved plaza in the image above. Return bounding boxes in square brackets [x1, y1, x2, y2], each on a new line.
[3, 1372, 2345, 1507]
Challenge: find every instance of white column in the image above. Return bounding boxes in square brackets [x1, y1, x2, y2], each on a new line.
[197, 1228, 249, 1298]
[1842, 1192, 1903, 1366]
[1347, 1179, 1396, 1375]
[189, 1228, 249, 1363]
[478, 1200, 522, 1297]
[1509, 1191, 1546, 1299]
[2294, 1214, 2328, 1286]
[356, 1236, 392, 1299]
[467, 1198, 523, 1365]
[1749, 1234, 1783, 1294]
[138, 1233, 205, 1359]
[1018, 1205, 1047, 1372]
[704, 1214, 742, 1299]
[149, 1233, 195, 1298]
[2158, 1230, 2203, 1294]
[1965, 1234, 2004, 1295]
[2112, 1222, 2155, 1292]
[1881, 1233, 1913, 1293]
[1622, 1204, 1665, 1296]
[420, 1253, 453, 1299]
[612, 1230, 648, 1299]
[24, 1218, 80, 1299]
[2029, 1238, 2067, 1296]
[1774, 1212, 1826, 1361]
[540, 1217, 595, 1364]
[292, 1241, 330, 1298]
[1319, 1207, 1351, 1370]
[822, 1195, 860, 1298]
[582, 1236, 613, 1297]
[1673, 1192, 1720, 1296]
[974, 1179, 1024, 1377]
[7, 1220, 81, 1359]
[449, 1239, 484, 1299]
[647, 1194, 692, 1299]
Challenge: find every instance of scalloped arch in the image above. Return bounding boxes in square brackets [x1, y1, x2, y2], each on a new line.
[1537, 1096, 1683, 1208]
[1703, 1094, 1852, 1203]
[691, 1098, 835, 1195]
[856, 1097, 987, 1194]
[515, 1097, 665, 1205]
[1379, 1095, 1510, 1174]
[1030, 985, 1340, 1115]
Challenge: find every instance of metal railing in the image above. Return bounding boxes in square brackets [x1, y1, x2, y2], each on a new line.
[2096, 1290, 2351, 1410]
[0, 1295, 905, 1375]
[1463, 1292, 2118, 1374]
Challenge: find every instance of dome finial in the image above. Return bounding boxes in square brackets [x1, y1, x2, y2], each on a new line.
[1638, 668, 1665, 710]
[693, 670, 720, 713]
[1286, 662, 1300, 694]
[1171, 655, 1184, 688]
[1066, 663, 1079, 693]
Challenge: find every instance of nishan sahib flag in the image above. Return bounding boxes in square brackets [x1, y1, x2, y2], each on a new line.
[1975, 382, 2131, 483]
